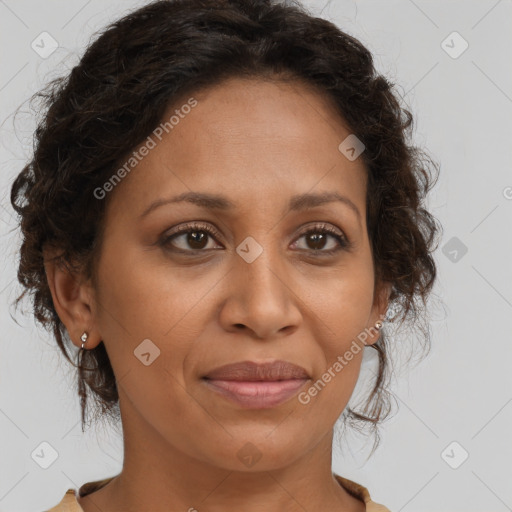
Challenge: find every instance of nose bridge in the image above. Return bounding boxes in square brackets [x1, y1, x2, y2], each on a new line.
[235, 233, 288, 303]
[222, 232, 300, 337]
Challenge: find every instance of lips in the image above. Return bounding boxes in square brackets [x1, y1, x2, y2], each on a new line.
[202, 360, 311, 408]
[203, 360, 310, 381]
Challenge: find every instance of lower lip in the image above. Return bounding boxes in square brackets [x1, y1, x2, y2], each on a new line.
[202, 378, 309, 409]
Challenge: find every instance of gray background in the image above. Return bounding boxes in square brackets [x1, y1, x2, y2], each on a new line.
[1, 1, 511, 511]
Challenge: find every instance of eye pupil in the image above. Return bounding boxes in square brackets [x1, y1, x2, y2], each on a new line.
[163, 224, 345, 255]
[188, 231, 208, 249]
[307, 233, 326, 250]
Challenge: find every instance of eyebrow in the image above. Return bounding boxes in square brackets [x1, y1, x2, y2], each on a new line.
[139, 190, 362, 223]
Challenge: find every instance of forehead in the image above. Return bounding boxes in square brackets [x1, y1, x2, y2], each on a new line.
[105, 77, 368, 219]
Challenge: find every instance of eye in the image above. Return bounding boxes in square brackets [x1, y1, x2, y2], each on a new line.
[160, 221, 352, 255]
[160, 222, 223, 252]
[291, 223, 351, 255]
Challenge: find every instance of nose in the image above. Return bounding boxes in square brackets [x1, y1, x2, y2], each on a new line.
[218, 245, 302, 340]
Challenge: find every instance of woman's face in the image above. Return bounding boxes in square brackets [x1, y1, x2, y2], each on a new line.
[86, 77, 388, 471]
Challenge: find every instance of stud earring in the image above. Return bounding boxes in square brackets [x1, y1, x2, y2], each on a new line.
[80, 332, 88, 351]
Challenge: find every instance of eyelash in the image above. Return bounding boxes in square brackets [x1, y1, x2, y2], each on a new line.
[160, 221, 352, 256]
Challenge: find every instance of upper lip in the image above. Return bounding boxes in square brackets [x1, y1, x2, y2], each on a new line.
[203, 360, 310, 381]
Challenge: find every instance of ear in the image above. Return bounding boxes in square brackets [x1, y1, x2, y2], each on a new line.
[364, 281, 392, 346]
[43, 245, 102, 350]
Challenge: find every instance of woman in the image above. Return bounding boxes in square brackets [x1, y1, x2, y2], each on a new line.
[10, 0, 440, 510]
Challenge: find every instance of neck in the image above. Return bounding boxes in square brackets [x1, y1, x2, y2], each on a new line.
[77, 389, 365, 512]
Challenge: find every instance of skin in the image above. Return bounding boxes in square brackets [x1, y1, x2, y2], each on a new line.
[44, 76, 390, 512]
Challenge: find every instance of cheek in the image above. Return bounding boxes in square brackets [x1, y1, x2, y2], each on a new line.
[305, 259, 375, 349]
[92, 249, 208, 431]
[298, 309, 368, 425]
[94, 242, 214, 338]
[92, 243, 225, 391]
[302, 259, 375, 400]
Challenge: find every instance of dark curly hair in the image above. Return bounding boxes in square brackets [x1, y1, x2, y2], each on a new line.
[9, 0, 441, 451]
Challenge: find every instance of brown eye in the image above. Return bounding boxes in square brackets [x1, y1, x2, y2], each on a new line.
[161, 222, 223, 252]
[303, 232, 330, 250]
[182, 230, 209, 250]
[292, 224, 351, 255]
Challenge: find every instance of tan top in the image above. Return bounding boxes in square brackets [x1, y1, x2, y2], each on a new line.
[46, 473, 391, 511]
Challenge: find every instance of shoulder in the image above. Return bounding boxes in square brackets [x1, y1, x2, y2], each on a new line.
[334, 473, 392, 512]
[45, 489, 81, 512]
[45, 476, 116, 512]
[46, 474, 391, 511]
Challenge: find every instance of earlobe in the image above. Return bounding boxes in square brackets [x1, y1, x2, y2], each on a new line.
[364, 318, 384, 346]
[43, 246, 101, 350]
[365, 282, 392, 346]
[376, 281, 393, 320]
